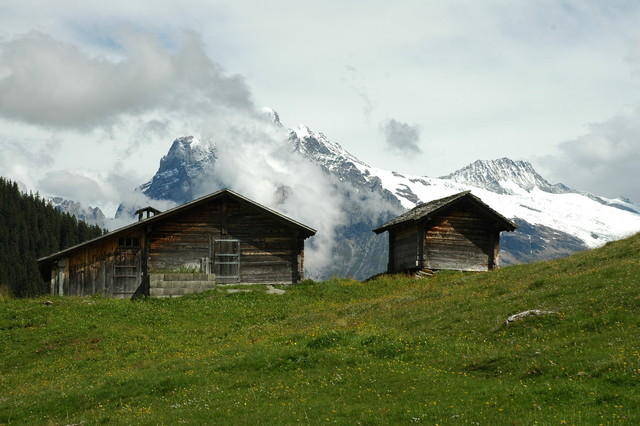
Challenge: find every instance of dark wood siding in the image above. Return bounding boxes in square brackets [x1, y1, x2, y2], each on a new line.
[390, 226, 419, 272]
[50, 230, 144, 298]
[423, 203, 495, 272]
[148, 195, 302, 284]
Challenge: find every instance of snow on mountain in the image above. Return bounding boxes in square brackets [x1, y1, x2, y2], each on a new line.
[286, 120, 640, 250]
[441, 158, 571, 194]
[288, 125, 377, 189]
[140, 136, 217, 204]
[125, 110, 640, 277]
[262, 107, 283, 127]
[359, 167, 640, 248]
[47, 196, 106, 227]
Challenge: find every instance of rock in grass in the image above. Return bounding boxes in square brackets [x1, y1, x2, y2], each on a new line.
[226, 289, 251, 294]
[504, 309, 558, 326]
[265, 285, 286, 295]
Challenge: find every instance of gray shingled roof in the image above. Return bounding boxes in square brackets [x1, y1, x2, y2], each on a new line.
[373, 191, 517, 234]
[38, 189, 316, 264]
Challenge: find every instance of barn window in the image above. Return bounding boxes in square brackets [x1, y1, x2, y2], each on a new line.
[118, 237, 140, 248]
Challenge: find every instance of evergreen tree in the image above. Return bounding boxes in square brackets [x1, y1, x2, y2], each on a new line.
[0, 177, 106, 297]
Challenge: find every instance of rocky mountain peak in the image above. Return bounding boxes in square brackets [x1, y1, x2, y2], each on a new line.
[442, 157, 571, 195]
[289, 124, 370, 174]
[140, 136, 217, 203]
[262, 107, 283, 127]
[163, 136, 210, 164]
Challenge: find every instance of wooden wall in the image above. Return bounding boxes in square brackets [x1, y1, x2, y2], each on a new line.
[390, 226, 419, 273]
[148, 194, 304, 284]
[48, 230, 144, 298]
[423, 200, 499, 272]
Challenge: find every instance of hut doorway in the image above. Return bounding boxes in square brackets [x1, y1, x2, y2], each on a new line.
[213, 239, 240, 283]
[113, 237, 141, 297]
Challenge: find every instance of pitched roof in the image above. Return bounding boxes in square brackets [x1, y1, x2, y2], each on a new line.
[38, 189, 316, 263]
[373, 191, 517, 234]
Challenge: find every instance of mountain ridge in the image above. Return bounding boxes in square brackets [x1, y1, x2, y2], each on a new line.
[441, 157, 572, 195]
[89, 112, 640, 279]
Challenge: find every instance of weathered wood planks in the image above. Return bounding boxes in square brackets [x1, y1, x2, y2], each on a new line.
[386, 196, 509, 273]
[148, 194, 304, 284]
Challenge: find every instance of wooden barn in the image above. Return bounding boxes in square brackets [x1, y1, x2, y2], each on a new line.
[373, 191, 516, 273]
[38, 189, 316, 298]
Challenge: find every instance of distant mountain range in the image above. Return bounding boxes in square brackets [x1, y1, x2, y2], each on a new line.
[47, 196, 106, 227]
[48, 111, 640, 280]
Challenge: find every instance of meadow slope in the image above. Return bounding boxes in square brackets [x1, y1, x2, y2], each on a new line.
[1, 233, 639, 424]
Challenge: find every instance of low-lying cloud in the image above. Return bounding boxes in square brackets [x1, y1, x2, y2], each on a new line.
[186, 115, 348, 276]
[381, 118, 422, 155]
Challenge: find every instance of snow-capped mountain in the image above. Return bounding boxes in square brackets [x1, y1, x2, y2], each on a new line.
[441, 158, 571, 195]
[285, 120, 640, 260]
[141, 136, 217, 203]
[123, 112, 640, 279]
[48, 196, 106, 227]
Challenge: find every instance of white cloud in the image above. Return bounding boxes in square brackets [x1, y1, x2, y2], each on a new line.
[38, 170, 107, 202]
[0, 31, 252, 128]
[189, 114, 349, 275]
[539, 109, 640, 202]
[0, 135, 57, 190]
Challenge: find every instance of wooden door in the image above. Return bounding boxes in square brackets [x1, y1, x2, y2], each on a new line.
[213, 239, 240, 283]
[113, 249, 141, 298]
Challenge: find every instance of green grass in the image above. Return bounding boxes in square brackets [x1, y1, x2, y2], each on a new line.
[1, 234, 640, 425]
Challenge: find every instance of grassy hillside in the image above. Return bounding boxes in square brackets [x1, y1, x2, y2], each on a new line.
[1, 234, 639, 425]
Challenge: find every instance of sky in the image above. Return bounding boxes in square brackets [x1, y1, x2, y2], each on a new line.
[1, 0, 640, 215]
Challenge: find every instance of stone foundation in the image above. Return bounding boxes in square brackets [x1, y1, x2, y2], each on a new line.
[149, 273, 216, 298]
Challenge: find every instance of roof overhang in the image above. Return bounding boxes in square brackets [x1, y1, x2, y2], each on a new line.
[373, 191, 517, 234]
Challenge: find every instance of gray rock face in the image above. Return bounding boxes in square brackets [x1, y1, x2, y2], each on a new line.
[141, 136, 217, 204]
[442, 158, 639, 214]
[287, 126, 405, 206]
[441, 158, 571, 195]
[48, 196, 106, 227]
[499, 219, 588, 265]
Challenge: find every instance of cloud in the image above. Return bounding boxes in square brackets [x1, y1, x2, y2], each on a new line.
[36, 167, 179, 229]
[381, 119, 422, 155]
[344, 65, 374, 121]
[540, 109, 640, 202]
[38, 170, 107, 202]
[0, 31, 253, 128]
[0, 135, 58, 190]
[182, 115, 348, 276]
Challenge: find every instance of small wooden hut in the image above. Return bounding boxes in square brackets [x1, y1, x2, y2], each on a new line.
[38, 189, 316, 298]
[373, 191, 516, 273]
